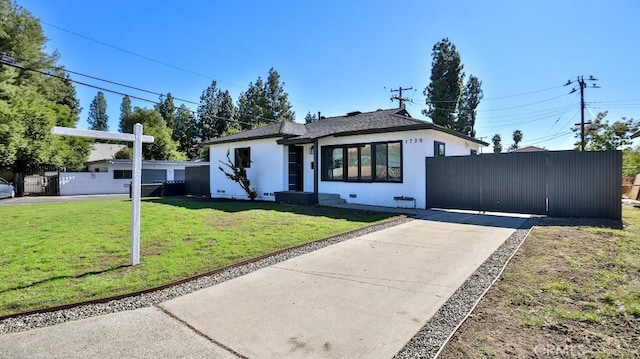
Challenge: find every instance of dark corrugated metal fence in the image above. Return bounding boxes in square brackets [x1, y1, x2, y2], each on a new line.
[185, 165, 210, 197]
[426, 150, 621, 220]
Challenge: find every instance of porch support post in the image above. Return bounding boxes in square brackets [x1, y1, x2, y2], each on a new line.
[313, 139, 319, 195]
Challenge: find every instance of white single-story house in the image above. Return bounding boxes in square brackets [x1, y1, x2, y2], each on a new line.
[202, 108, 488, 209]
[58, 159, 208, 196]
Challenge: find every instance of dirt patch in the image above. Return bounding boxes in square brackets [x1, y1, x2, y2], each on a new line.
[439, 213, 639, 358]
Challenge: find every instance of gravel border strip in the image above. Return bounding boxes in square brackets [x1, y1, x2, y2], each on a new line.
[0, 216, 412, 335]
[394, 217, 538, 359]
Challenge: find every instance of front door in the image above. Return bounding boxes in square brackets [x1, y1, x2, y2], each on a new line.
[288, 146, 303, 191]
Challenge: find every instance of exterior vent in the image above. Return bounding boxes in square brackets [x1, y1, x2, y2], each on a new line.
[346, 111, 362, 117]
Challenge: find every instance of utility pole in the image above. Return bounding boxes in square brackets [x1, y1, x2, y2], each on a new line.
[566, 76, 599, 151]
[390, 86, 413, 109]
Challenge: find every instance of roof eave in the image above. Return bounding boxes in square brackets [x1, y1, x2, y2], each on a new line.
[201, 133, 284, 146]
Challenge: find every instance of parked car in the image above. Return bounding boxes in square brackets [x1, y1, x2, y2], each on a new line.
[0, 177, 15, 199]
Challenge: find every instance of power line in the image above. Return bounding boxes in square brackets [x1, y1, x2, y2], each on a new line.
[483, 85, 566, 100]
[0, 59, 283, 129]
[40, 20, 242, 89]
[39, 20, 340, 113]
[423, 92, 572, 113]
[7, 53, 201, 106]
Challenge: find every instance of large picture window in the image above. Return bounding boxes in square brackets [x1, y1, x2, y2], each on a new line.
[321, 141, 401, 183]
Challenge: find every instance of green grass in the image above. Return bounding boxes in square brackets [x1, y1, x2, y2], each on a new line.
[0, 197, 393, 316]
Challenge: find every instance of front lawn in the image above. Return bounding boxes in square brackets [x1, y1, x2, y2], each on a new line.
[0, 198, 393, 316]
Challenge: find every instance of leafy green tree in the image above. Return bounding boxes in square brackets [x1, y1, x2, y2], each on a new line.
[509, 130, 523, 152]
[305, 112, 318, 123]
[623, 147, 640, 177]
[424, 38, 464, 129]
[118, 95, 133, 133]
[573, 111, 639, 151]
[87, 91, 108, 131]
[457, 75, 483, 137]
[492, 134, 502, 153]
[127, 108, 184, 160]
[0, 0, 88, 172]
[113, 146, 132, 159]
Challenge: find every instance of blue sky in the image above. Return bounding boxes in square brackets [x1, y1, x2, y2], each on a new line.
[15, 0, 640, 150]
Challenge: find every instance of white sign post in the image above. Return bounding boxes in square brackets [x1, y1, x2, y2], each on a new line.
[51, 123, 154, 266]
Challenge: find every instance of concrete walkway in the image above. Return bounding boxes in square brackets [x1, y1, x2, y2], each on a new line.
[0, 210, 528, 359]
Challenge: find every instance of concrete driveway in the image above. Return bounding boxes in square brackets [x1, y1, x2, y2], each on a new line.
[0, 194, 129, 205]
[0, 211, 528, 358]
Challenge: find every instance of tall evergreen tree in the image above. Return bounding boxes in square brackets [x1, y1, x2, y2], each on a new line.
[236, 68, 295, 130]
[198, 81, 222, 141]
[155, 93, 176, 129]
[305, 112, 318, 123]
[119, 95, 133, 133]
[215, 90, 234, 136]
[457, 75, 483, 137]
[265, 68, 295, 122]
[175, 104, 200, 160]
[424, 38, 464, 129]
[87, 91, 108, 131]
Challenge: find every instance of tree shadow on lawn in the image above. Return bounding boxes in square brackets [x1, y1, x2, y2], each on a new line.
[0, 264, 130, 294]
[143, 197, 395, 223]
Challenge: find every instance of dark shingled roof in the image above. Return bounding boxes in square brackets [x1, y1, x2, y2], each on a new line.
[202, 108, 488, 146]
[201, 121, 307, 145]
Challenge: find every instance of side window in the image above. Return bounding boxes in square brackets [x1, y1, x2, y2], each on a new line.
[234, 147, 251, 168]
[434, 141, 446, 156]
[470, 149, 477, 155]
[114, 170, 132, 179]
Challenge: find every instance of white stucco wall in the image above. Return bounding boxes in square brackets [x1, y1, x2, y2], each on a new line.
[59, 161, 196, 195]
[59, 172, 130, 195]
[87, 162, 189, 181]
[209, 138, 287, 200]
[207, 130, 483, 207]
[316, 129, 483, 209]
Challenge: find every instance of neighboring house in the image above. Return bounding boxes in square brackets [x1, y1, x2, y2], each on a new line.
[59, 159, 208, 196]
[513, 145, 547, 153]
[87, 143, 127, 162]
[203, 108, 488, 209]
